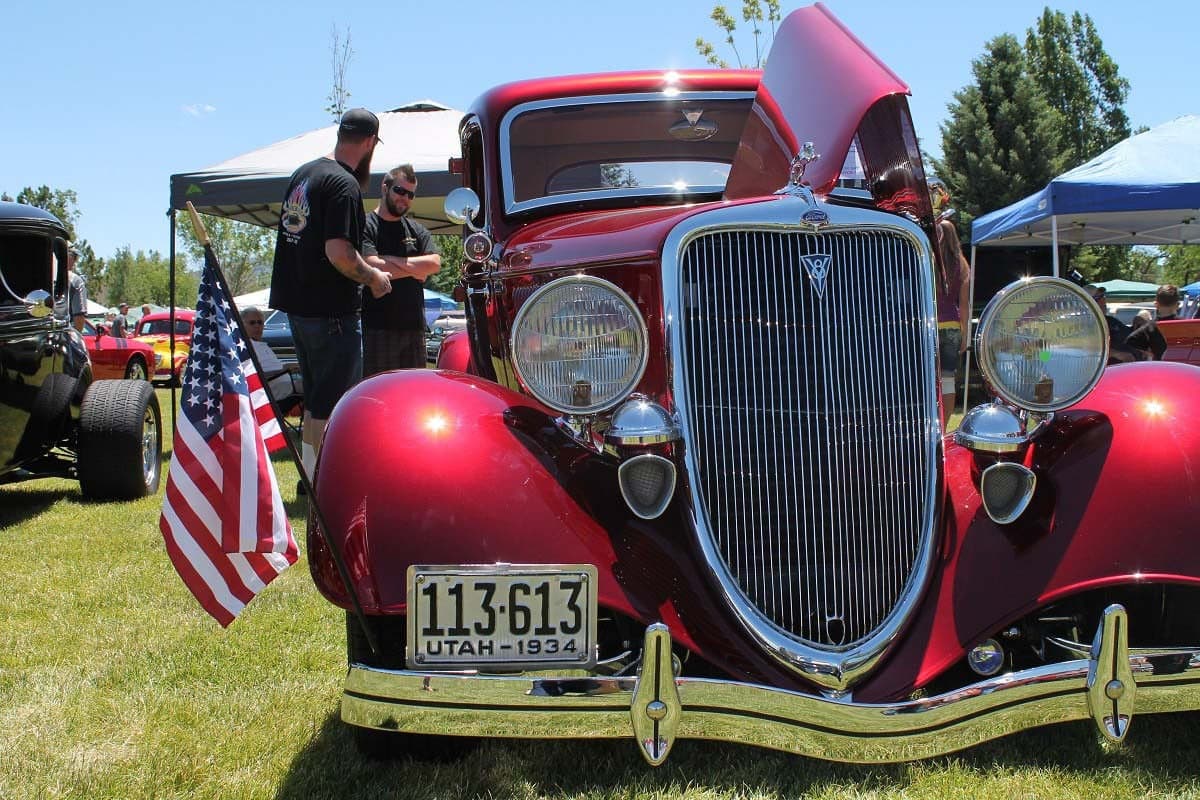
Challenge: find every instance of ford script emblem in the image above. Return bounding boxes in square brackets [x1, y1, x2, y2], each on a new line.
[801, 253, 833, 299]
[801, 209, 829, 225]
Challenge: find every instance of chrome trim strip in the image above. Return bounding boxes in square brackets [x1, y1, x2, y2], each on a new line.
[498, 91, 756, 216]
[660, 198, 942, 691]
[341, 644, 1200, 764]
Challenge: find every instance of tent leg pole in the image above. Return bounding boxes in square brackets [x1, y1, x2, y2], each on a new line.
[962, 245, 977, 416]
[1052, 217, 1060, 277]
[168, 208, 177, 442]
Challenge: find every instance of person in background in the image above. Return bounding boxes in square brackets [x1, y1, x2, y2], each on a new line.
[1087, 285, 1144, 364]
[362, 164, 442, 375]
[929, 181, 971, 426]
[240, 306, 302, 401]
[1126, 284, 1181, 361]
[110, 302, 130, 338]
[268, 107, 392, 491]
[66, 244, 87, 332]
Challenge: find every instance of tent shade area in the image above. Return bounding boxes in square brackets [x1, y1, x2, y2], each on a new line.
[169, 101, 464, 234]
[972, 115, 1200, 254]
[1093, 279, 1160, 299]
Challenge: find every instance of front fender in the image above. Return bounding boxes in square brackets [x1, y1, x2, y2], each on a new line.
[308, 369, 640, 622]
[860, 362, 1200, 700]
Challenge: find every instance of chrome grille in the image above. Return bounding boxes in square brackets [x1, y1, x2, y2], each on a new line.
[677, 228, 937, 648]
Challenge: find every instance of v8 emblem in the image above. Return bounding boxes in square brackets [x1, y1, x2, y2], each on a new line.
[801, 253, 832, 299]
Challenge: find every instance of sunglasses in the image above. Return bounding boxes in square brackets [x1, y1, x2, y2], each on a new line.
[389, 185, 416, 199]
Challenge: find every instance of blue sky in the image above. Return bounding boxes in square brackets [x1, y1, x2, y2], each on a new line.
[2, 0, 1194, 259]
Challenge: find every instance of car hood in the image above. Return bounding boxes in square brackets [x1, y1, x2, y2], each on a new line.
[498, 201, 761, 273]
[724, 3, 933, 222]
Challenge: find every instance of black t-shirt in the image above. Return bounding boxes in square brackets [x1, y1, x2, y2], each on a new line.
[361, 212, 436, 331]
[269, 157, 365, 317]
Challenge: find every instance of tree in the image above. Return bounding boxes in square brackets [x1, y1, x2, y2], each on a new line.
[105, 246, 200, 308]
[696, 1, 781, 69]
[325, 25, 353, 122]
[427, 235, 463, 297]
[1024, 9, 1130, 169]
[929, 34, 1064, 235]
[1161, 246, 1200, 287]
[175, 213, 274, 297]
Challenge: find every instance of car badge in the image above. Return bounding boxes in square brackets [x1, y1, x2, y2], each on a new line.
[669, 109, 718, 142]
[801, 209, 829, 226]
[801, 253, 833, 299]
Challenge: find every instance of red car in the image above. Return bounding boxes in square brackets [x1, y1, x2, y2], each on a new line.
[80, 318, 157, 381]
[310, 6, 1200, 765]
[132, 309, 195, 384]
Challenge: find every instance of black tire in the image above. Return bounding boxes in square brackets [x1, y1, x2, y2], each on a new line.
[345, 612, 478, 762]
[124, 356, 149, 382]
[77, 380, 162, 500]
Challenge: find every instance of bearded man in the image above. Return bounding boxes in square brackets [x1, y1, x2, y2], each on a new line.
[269, 107, 392, 489]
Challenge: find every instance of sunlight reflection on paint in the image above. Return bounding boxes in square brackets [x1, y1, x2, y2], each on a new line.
[423, 411, 450, 436]
[1142, 399, 1167, 418]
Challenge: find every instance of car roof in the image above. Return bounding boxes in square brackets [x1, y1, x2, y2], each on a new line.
[0, 200, 68, 233]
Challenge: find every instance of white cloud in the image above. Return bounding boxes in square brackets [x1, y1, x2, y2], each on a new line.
[182, 103, 217, 117]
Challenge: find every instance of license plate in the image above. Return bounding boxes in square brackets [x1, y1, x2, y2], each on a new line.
[407, 564, 597, 670]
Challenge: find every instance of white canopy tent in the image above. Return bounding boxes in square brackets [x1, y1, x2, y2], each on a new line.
[169, 101, 465, 235]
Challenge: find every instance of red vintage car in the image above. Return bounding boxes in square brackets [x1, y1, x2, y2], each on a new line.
[309, 5, 1200, 765]
[80, 318, 157, 381]
[132, 309, 195, 384]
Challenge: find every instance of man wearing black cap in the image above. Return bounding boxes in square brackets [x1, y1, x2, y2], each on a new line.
[269, 107, 393, 487]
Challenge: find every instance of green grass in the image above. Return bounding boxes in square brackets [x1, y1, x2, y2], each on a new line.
[4, 390, 1200, 798]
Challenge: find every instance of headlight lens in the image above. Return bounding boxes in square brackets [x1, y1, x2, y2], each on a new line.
[976, 277, 1108, 411]
[511, 276, 647, 414]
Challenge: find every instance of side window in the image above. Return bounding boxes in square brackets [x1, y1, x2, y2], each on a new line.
[462, 123, 486, 229]
[0, 231, 52, 306]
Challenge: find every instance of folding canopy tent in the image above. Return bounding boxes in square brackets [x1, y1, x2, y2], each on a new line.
[962, 115, 1200, 409]
[169, 101, 464, 236]
[972, 115, 1200, 265]
[1093, 278, 1160, 299]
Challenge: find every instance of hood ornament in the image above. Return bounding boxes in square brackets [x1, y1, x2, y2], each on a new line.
[777, 142, 822, 204]
[789, 142, 821, 187]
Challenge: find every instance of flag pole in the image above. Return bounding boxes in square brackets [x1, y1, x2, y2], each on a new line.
[184, 202, 379, 655]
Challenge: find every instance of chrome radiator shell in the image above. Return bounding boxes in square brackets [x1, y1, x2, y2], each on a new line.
[661, 198, 942, 690]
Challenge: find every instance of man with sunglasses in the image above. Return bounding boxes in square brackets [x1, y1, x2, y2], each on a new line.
[361, 163, 442, 375]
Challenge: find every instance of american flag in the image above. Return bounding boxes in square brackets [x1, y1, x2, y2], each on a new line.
[159, 248, 297, 626]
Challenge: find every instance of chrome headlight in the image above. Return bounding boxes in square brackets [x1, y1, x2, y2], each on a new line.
[976, 277, 1108, 412]
[511, 276, 647, 414]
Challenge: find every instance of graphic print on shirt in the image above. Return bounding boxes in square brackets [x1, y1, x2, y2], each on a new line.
[281, 179, 310, 240]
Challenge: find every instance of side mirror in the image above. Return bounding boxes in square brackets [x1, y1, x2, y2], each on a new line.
[444, 187, 482, 228]
[937, 207, 956, 223]
[24, 289, 52, 319]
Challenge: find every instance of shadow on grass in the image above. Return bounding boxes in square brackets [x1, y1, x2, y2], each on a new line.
[0, 485, 78, 528]
[274, 708, 1200, 799]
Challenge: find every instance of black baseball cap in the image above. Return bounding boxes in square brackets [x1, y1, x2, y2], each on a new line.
[338, 108, 382, 141]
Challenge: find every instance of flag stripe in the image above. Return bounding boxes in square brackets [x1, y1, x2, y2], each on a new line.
[159, 247, 298, 626]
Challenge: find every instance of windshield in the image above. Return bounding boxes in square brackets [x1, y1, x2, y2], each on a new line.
[501, 93, 753, 214]
[138, 318, 190, 336]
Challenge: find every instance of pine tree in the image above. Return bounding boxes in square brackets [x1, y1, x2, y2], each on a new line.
[930, 34, 1063, 234]
[1025, 9, 1130, 168]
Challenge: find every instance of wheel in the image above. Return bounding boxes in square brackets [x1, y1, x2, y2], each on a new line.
[124, 356, 148, 381]
[344, 612, 478, 762]
[77, 380, 162, 499]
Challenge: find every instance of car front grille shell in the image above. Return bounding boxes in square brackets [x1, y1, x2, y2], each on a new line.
[664, 200, 942, 689]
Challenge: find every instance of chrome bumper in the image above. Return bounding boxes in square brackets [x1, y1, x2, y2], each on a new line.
[342, 606, 1200, 764]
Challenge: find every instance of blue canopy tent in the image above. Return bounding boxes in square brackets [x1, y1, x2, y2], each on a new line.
[972, 115, 1200, 263]
[961, 115, 1200, 409]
